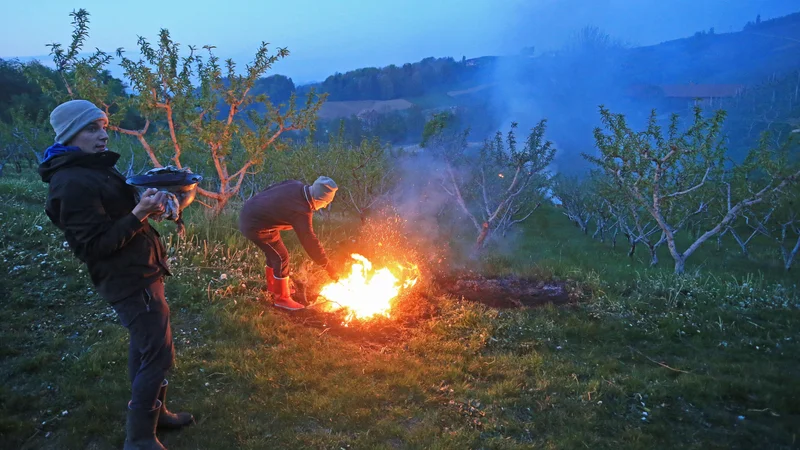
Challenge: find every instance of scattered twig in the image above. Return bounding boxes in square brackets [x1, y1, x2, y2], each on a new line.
[23, 429, 40, 446]
[747, 408, 780, 417]
[629, 346, 691, 374]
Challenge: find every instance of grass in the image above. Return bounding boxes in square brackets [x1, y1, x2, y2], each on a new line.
[1, 171, 798, 449]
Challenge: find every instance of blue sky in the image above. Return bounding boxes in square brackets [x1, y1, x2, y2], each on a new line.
[2, 0, 797, 84]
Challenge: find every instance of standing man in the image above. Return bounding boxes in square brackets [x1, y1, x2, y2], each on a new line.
[39, 99, 194, 449]
[239, 177, 341, 311]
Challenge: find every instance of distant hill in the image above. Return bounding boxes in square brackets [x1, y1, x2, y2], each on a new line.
[293, 11, 800, 108]
[622, 12, 800, 85]
[317, 99, 415, 120]
[295, 57, 486, 102]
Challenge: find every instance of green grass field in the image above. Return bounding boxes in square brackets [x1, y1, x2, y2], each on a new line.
[1, 172, 798, 449]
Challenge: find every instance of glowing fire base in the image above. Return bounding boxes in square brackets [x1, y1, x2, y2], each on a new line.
[315, 254, 418, 324]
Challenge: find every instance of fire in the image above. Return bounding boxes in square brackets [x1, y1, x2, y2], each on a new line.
[316, 254, 418, 323]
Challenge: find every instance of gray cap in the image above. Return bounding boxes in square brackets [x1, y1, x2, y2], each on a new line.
[50, 99, 108, 145]
[310, 176, 337, 209]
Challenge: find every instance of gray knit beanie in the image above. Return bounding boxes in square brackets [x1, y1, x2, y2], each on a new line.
[50, 99, 108, 145]
[310, 176, 338, 209]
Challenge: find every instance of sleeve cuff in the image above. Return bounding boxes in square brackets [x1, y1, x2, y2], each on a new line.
[124, 212, 147, 232]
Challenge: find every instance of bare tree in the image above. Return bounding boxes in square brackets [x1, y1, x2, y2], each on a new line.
[750, 188, 800, 270]
[552, 175, 593, 234]
[42, 9, 324, 213]
[587, 106, 800, 274]
[590, 200, 616, 243]
[724, 205, 772, 258]
[423, 114, 555, 250]
[0, 109, 51, 175]
[775, 215, 800, 271]
[605, 195, 666, 265]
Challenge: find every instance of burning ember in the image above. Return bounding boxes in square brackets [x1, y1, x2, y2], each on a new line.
[316, 254, 419, 323]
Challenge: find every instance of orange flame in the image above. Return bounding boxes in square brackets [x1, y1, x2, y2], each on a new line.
[317, 254, 418, 323]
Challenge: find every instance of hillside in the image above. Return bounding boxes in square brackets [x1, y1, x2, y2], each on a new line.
[300, 11, 800, 110]
[622, 12, 800, 85]
[317, 99, 415, 120]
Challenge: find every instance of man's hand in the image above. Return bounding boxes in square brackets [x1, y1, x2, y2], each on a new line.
[132, 188, 167, 221]
[325, 263, 341, 282]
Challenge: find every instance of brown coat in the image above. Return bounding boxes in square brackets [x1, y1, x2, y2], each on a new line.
[238, 180, 329, 267]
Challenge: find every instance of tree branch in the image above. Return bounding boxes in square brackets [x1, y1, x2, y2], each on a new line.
[664, 167, 711, 198]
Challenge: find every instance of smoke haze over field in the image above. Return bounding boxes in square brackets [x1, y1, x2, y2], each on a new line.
[481, 1, 800, 172]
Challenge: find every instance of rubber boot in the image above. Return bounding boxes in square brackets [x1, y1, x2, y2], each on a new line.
[265, 267, 277, 293]
[157, 379, 195, 429]
[266, 267, 294, 295]
[124, 400, 166, 450]
[272, 277, 305, 311]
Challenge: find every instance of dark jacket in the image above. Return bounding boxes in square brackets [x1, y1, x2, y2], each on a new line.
[38, 150, 169, 304]
[238, 180, 329, 267]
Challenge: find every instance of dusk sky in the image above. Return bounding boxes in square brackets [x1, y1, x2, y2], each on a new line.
[2, 0, 797, 84]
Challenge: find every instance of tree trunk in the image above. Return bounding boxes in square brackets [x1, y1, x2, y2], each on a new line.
[592, 221, 606, 242]
[674, 257, 686, 274]
[662, 229, 688, 275]
[647, 244, 658, 266]
[213, 196, 230, 215]
[784, 234, 800, 271]
[729, 228, 750, 258]
[573, 218, 585, 233]
[475, 222, 490, 251]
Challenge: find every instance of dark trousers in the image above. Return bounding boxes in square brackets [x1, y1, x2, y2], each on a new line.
[112, 278, 174, 410]
[242, 228, 290, 278]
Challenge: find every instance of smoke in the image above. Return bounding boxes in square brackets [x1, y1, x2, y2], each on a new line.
[480, 0, 798, 175]
[389, 152, 454, 239]
[382, 148, 548, 271]
[483, 24, 634, 176]
[373, 151, 479, 269]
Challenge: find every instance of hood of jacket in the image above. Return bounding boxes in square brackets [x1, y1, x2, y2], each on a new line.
[38, 148, 121, 183]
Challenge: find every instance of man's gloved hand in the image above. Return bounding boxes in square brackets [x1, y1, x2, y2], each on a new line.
[325, 263, 341, 282]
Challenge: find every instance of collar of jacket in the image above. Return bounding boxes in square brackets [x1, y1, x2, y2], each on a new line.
[303, 185, 316, 211]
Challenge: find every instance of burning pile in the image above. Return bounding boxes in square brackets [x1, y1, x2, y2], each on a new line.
[314, 254, 419, 324]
